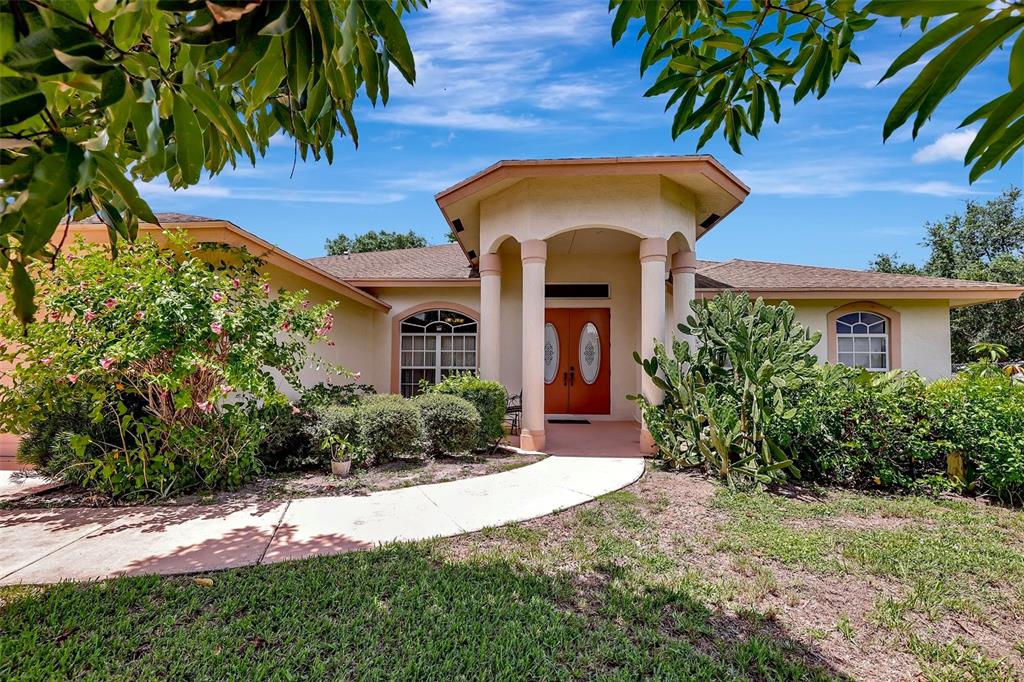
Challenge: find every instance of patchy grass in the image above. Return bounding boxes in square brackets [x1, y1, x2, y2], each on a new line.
[2, 469, 1022, 680]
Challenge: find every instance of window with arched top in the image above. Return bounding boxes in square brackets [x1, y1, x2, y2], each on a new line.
[835, 311, 889, 371]
[399, 308, 478, 397]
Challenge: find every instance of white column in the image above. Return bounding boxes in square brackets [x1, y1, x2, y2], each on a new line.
[639, 237, 667, 454]
[520, 239, 547, 451]
[478, 253, 502, 381]
[671, 248, 697, 350]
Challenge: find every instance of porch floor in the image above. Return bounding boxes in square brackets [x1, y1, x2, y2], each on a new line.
[542, 420, 644, 458]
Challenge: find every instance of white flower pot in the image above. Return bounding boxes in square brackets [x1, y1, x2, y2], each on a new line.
[331, 459, 352, 477]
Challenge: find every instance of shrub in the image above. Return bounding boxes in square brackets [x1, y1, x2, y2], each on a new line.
[257, 382, 372, 471]
[776, 368, 941, 491]
[0, 234, 341, 498]
[414, 393, 480, 456]
[356, 394, 423, 461]
[303, 404, 366, 467]
[928, 373, 1024, 504]
[632, 293, 821, 488]
[427, 372, 507, 449]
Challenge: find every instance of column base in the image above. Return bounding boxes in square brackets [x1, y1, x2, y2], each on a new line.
[519, 429, 546, 452]
[640, 428, 658, 455]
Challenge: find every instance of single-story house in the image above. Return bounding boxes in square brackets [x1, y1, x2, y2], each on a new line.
[1, 156, 1021, 466]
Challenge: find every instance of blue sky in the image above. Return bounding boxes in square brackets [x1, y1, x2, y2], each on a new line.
[139, 0, 1023, 269]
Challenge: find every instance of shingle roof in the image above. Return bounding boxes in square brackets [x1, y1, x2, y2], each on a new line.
[306, 248, 1020, 295]
[697, 259, 1022, 292]
[76, 212, 217, 224]
[309, 244, 474, 280]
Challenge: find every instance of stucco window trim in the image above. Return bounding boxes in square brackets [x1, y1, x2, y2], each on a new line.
[390, 301, 481, 394]
[826, 301, 901, 370]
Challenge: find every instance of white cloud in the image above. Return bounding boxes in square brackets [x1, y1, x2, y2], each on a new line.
[735, 157, 986, 198]
[137, 180, 403, 204]
[372, 0, 623, 132]
[912, 129, 977, 164]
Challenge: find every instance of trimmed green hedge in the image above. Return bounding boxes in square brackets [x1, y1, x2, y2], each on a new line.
[414, 393, 480, 456]
[357, 394, 424, 462]
[427, 372, 507, 449]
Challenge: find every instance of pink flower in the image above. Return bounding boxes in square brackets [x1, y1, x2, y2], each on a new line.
[262, 283, 271, 296]
[301, 300, 310, 309]
[281, 321, 291, 332]
[49, 311, 61, 322]
[99, 358, 115, 370]
[232, 278, 240, 290]
[67, 374, 78, 384]
[134, 310, 145, 321]
[103, 298, 117, 309]
[210, 322, 223, 335]
[291, 405, 301, 415]
[212, 291, 223, 303]
[40, 357, 52, 366]
[353, 371, 362, 382]
[220, 384, 233, 394]
[197, 401, 214, 413]
[64, 253, 75, 263]
[83, 310, 96, 323]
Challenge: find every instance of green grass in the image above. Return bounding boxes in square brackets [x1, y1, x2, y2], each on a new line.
[2, 477, 1022, 680]
[1, 543, 842, 681]
[712, 488, 1024, 628]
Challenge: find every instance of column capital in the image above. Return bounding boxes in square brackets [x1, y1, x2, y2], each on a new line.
[521, 239, 547, 264]
[670, 249, 697, 274]
[639, 237, 668, 264]
[479, 253, 502, 276]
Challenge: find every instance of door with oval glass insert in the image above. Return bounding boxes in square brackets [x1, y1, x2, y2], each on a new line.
[543, 308, 610, 415]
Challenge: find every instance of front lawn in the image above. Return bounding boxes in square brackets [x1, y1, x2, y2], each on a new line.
[2, 469, 1022, 680]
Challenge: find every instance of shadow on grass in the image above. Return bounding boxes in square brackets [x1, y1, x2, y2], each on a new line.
[0, 543, 851, 680]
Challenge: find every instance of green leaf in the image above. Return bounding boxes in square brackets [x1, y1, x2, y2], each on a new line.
[0, 77, 46, 126]
[879, 9, 987, 83]
[2, 26, 104, 76]
[1010, 31, 1024, 88]
[95, 69, 127, 109]
[865, 0, 989, 18]
[794, 39, 829, 103]
[172, 95, 205, 185]
[359, 0, 415, 84]
[969, 114, 1024, 181]
[911, 17, 1022, 137]
[611, 0, 638, 45]
[965, 85, 1024, 162]
[219, 36, 271, 83]
[94, 152, 160, 224]
[356, 32, 380, 106]
[258, 1, 302, 36]
[10, 260, 36, 324]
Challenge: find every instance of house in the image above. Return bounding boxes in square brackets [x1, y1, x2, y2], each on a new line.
[1, 156, 1021, 467]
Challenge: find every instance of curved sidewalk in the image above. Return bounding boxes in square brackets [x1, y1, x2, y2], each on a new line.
[0, 455, 644, 585]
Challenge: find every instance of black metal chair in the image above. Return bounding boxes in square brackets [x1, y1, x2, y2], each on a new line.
[505, 390, 522, 436]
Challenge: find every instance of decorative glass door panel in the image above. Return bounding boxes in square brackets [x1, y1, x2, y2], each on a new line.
[543, 308, 610, 415]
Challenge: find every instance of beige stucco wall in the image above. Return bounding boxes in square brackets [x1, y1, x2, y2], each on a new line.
[478, 176, 697, 256]
[369, 286, 481, 394]
[263, 264, 383, 399]
[785, 299, 952, 379]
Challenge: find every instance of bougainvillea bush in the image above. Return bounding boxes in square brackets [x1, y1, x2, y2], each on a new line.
[0, 233, 339, 498]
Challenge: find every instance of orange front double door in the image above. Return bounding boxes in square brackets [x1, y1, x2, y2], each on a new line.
[543, 308, 611, 415]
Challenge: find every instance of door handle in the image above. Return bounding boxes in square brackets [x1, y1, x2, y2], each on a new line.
[562, 371, 567, 386]
[569, 366, 575, 386]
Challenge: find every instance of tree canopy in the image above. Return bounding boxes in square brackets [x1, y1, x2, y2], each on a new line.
[869, 187, 1024, 360]
[0, 0, 424, 323]
[611, 0, 1024, 180]
[325, 229, 428, 255]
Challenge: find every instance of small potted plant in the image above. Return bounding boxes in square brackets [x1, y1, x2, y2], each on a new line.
[323, 433, 354, 477]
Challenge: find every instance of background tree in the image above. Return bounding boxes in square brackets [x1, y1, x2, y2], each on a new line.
[870, 188, 1024, 361]
[0, 0, 425, 323]
[611, 1, 1024, 180]
[325, 229, 427, 255]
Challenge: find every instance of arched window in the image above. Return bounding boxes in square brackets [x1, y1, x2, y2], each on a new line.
[399, 308, 478, 397]
[835, 311, 888, 371]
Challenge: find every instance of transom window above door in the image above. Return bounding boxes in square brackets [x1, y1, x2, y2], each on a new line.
[835, 312, 888, 371]
[399, 309, 478, 397]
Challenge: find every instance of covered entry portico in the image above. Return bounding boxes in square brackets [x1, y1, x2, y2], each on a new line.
[435, 157, 749, 453]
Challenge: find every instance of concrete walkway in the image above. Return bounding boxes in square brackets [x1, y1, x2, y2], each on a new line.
[0, 455, 644, 585]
